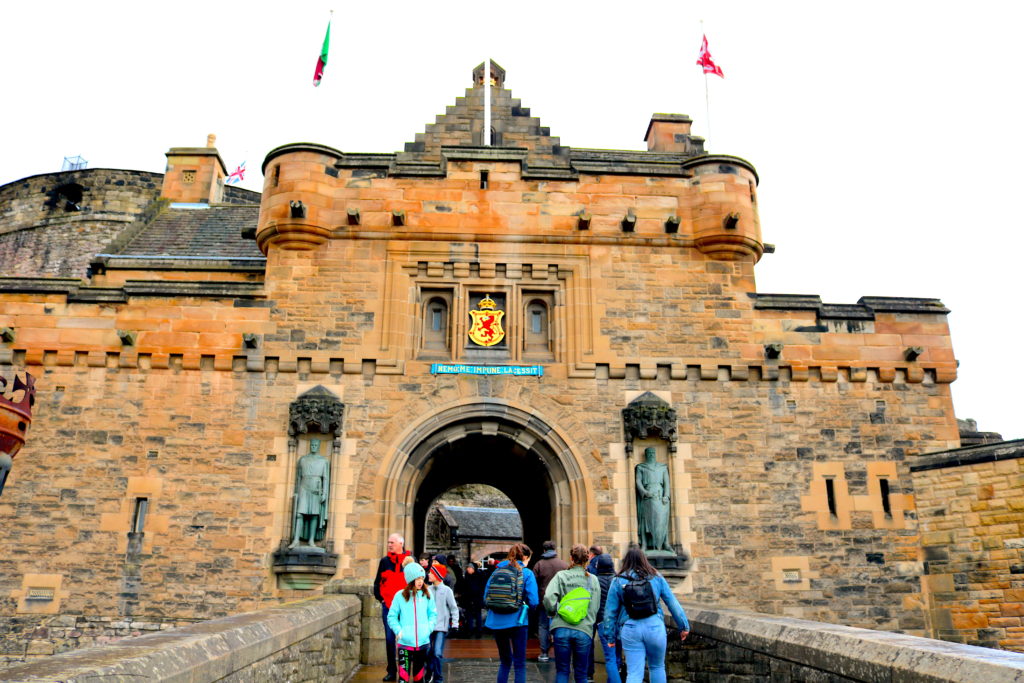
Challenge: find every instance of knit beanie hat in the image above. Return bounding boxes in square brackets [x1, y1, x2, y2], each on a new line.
[429, 561, 447, 583]
[404, 561, 425, 584]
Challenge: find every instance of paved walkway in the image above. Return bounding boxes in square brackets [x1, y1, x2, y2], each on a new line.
[349, 637, 615, 683]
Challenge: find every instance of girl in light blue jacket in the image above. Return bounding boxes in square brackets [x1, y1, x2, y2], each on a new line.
[388, 562, 438, 649]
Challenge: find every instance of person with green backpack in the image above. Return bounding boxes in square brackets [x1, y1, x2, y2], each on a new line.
[542, 545, 601, 683]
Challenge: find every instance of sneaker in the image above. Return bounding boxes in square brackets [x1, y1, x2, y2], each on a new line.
[382, 675, 396, 682]
[537, 654, 550, 662]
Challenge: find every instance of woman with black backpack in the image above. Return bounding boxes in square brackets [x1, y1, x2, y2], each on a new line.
[483, 543, 539, 683]
[601, 548, 689, 683]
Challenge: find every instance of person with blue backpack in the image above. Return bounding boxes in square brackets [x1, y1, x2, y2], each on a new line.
[483, 543, 539, 683]
[602, 548, 690, 683]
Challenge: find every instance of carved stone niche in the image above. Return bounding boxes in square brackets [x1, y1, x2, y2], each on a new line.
[272, 385, 344, 589]
[622, 391, 678, 457]
[621, 392, 691, 573]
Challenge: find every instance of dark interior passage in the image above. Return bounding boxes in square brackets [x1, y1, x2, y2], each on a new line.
[412, 433, 554, 560]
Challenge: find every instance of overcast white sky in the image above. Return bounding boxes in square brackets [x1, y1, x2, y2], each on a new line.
[1, 1, 1020, 439]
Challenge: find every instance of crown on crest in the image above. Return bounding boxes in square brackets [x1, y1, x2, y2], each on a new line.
[477, 294, 496, 310]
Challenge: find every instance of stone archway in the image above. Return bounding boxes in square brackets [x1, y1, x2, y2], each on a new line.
[381, 400, 590, 557]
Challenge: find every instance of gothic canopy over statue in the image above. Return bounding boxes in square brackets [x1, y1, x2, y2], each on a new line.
[288, 385, 345, 437]
[622, 391, 678, 453]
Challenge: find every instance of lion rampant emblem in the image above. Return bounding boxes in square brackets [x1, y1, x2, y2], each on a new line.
[468, 294, 505, 346]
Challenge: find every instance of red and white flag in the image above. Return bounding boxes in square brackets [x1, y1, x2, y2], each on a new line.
[696, 34, 724, 78]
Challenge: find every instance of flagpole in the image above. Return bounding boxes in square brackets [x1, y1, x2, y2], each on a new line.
[704, 72, 711, 146]
[484, 58, 491, 146]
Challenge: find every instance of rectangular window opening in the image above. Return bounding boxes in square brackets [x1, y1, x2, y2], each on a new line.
[432, 308, 442, 331]
[880, 478, 892, 518]
[531, 310, 542, 334]
[480, 171, 489, 190]
[825, 478, 837, 517]
[132, 497, 149, 533]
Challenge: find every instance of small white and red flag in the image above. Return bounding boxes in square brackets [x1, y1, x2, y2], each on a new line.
[696, 34, 724, 78]
[227, 162, 246, 185]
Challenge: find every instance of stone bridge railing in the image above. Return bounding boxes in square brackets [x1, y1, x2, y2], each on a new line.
[673, 603, 1024, 682]
[4, 593, 1024, 681]
[0, 595, 360, 682]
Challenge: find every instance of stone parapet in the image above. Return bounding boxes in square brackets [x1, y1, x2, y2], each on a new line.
[674, 603, 1024, 681]
[0, 169, 163, 278]
[912, 440, 1024, 651]
[0, 595, 361, 682]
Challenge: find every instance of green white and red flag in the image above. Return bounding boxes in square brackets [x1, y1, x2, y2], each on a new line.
[313, 20, 331, 87]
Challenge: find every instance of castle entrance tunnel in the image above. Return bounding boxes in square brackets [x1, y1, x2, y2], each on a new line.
[412, 433, 553, 558]
[390, 405, 587, 562]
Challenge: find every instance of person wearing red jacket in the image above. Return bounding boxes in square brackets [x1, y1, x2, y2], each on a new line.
[374, 533, 412, 681]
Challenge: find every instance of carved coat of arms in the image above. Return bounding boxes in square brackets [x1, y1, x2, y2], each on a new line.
[468, 294, 505, 346]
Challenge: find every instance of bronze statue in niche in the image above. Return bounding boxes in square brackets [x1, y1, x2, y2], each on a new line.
[635, 446, 674, 554]
[289, 437, 330, 550]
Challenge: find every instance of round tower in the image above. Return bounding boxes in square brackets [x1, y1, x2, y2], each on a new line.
[257, 143, 341, 252]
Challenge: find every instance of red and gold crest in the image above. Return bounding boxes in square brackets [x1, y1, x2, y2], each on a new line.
[468, 294, 505, 346]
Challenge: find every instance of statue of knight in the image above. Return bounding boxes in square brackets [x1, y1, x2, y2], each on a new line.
[289, 438, 330, 550]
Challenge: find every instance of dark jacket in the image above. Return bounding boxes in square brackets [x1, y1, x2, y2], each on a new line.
[533, 550, 568, 601]
[461, 568, 486, 609]
[594, 554, 615, 620]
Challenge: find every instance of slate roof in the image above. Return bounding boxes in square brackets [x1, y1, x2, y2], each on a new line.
[114, 204, 262, 258]
[441, 505, 522, 540]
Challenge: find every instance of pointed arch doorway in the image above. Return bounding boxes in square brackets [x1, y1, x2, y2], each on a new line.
[383, 401, 589, 560]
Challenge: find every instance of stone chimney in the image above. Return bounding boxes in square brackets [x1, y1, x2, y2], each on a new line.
[161, 134, 227, 204]
[645, 114, 704, 154]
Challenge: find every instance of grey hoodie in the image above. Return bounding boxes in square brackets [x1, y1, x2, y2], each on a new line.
[430, 581, 459, 633]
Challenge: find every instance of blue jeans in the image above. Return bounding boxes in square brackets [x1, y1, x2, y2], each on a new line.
[553, 627, 592, 683]
[537, 608, 552, 654]
[620, 616, 667, 683]
[588, 622, 622, 683]
[382, 603, 397, 677]
[428, 631, 447, 683]
[493, 625, 528, 683]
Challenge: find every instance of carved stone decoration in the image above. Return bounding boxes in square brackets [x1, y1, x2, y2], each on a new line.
[622, 391, 678, 456]
[288, 385, 344, 440]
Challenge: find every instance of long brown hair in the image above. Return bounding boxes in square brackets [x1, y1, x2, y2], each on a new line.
[617, 547, 657, 579]
[401, 579, 432, 601]
[568, 544, 589, 574]
[506, 543, 528, 565]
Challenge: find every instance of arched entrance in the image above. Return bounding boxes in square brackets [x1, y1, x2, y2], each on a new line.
[382, 400, 589, 558]
[413, 435, 548, 558]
